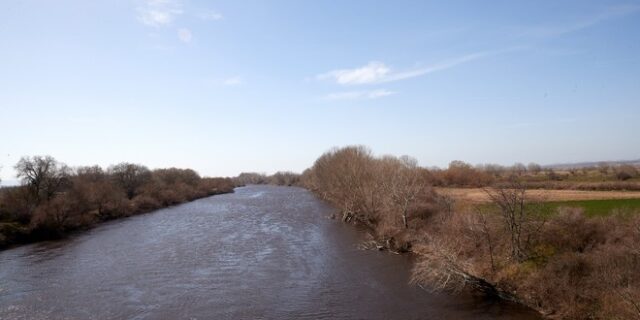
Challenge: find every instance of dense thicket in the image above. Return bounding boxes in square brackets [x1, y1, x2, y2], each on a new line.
[303, 146, 640, 319]
[410, 182, 640, 319]
[0, 156, 234, 248]
[301, 146, 439, 250]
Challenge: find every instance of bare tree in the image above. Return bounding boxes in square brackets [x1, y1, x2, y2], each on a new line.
[75, 165, 106, 182]
[411, 227, 509, 299]
[14, 156, 70, 204]
[545, 168, 560, 181]
[615, 165, 638, 181]
[269, 171, 300, 186]
[31, 194, 76, 231]
[484, 181, 545, 262]
[445, 160, 492, 186]
[568, 167, 579, 176]
[472, 208, 497, 272]
[480, 163, 506, 178]
[598, 162, 610, 176]
[234, 172, 268, 185]
[511, 163, 527, 176]
[108, 163, 151, 199]
[527, 162, 542, 175]
[73, 165, 127, 219]
[153, 168, 201, 186]
[308, 146, 391, 228]
[380, 155, 428, 229]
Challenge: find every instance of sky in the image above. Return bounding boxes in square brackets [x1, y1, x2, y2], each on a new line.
[1, 0, 639, 181]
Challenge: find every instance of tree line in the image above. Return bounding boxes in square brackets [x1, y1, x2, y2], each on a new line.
[234, 171, 301, 187]
[0, 156, 234, 248]
[426, 160, 640, 189]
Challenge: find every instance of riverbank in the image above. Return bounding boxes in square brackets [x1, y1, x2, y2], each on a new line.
[313, 188, 548, 317]
[0, 185, 539, 319]
[314, 188, 640, 319]
[0, 156, 235, 250]
[0, 186, 234, 250]
[300, 146, 640, 319]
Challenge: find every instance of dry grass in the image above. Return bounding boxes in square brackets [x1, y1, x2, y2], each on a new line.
[437, 187, 640, 204]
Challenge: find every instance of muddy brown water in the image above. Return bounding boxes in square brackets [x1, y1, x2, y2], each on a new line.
[0, 185, 540, 319]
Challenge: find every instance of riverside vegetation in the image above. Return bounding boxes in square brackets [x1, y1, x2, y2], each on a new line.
[2, 150, 639, 318]
[300, 146, 640, 319]
[0, 156, 234, 248]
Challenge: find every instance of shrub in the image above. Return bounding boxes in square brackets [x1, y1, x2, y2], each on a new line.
[131, 195, 162, 213]
[615, 165, 637, 181]
[304, 146, 438, 243]
[30, 193, 89, 235]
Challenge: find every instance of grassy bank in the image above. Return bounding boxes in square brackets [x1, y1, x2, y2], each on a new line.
[301, 146, 640, 319]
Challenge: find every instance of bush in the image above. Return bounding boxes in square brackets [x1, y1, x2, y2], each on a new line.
[30, 193, 92, 235]
[0, 187, 35, 224]
[303, 146, 438, 245]
[615, 165, 637, 181]
[442, 161, 494, 187]
[131, 195, 162, 213]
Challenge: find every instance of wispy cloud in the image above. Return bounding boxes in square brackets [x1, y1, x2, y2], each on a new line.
[177, 28, 192, 43]
[137, 0, 183, 27]
[520, 4, 640, 38]
[198, 10, 224, 21]
[223, 76, 243, 86]
[317, 50, 504, 86]
[504, 118, 579, 129]
[325, 89, 396, 101]
[137, 1, 224, 45]
[318, 62, 390, 85]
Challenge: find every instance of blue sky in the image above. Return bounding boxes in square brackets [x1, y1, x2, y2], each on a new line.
[1, 0, 639, 180]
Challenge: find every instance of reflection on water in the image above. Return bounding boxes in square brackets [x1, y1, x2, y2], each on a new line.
[0, 185, 540, 319]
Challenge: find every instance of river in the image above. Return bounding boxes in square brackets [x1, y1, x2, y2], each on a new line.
[0, 185, 539, 319]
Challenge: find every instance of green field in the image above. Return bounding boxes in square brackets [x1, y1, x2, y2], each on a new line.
[480, 198, 640, 217]
[544, 198, 640, 217]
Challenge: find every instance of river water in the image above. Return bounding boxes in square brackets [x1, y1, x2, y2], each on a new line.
[0, 185, 539, 319]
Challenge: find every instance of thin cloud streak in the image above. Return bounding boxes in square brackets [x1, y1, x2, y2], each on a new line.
[198, 10, 224, 21]
[318, 48, 518, 86]
[223, 76, 243, 86]
[379, 51, 493, 83]
[317, 61, 390, 85]
[519, 4, 640, 38]
[325, 89, 396, 101]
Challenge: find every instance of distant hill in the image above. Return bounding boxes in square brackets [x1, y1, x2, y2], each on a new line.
[546, 159, 640, 169]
